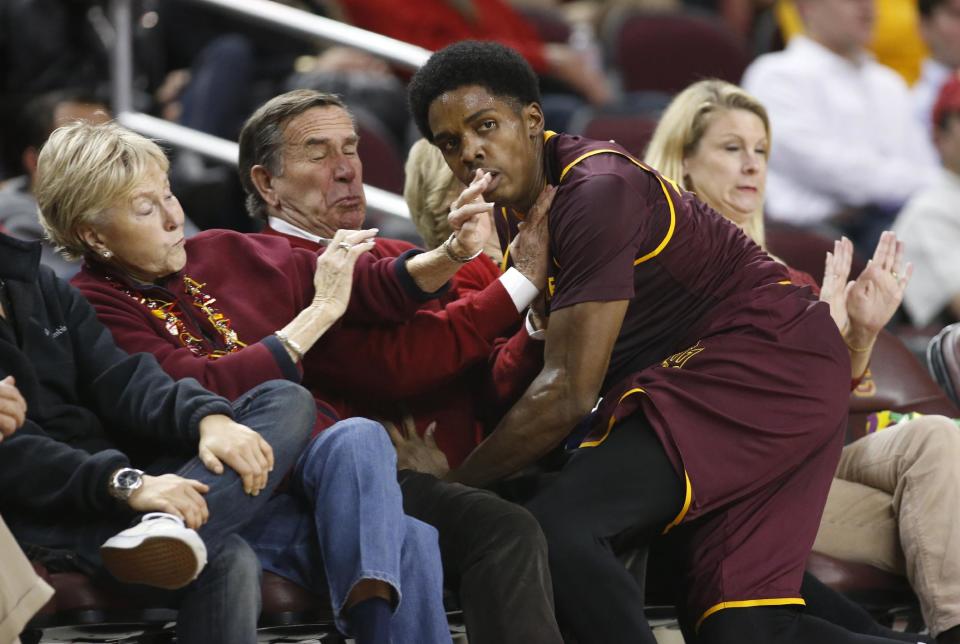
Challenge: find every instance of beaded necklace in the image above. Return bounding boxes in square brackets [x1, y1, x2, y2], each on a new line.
[107, 275, 247, 359]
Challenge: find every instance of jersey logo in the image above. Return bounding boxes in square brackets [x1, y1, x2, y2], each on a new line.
[661, 341, 704, 369]
[547, 276, 556, 298]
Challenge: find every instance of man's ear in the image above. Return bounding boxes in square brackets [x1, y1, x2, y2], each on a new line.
[250, 165, 279, 208]
[523, 102, 545, 139]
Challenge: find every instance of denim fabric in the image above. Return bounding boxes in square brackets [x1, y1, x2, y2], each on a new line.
[175, 534, 261, 644]
[10, 380, 317, 644]
[242, 418, 450, 643]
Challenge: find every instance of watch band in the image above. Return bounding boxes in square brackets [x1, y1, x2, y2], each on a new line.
[108, 467, 145, 501]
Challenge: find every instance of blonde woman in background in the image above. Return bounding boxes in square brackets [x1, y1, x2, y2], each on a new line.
[645, 78, 960, 644]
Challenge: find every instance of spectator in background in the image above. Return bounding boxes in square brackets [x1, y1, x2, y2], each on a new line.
[913, 0, 960, 138]
[743, 0, 938, 254]
[774, 0, 928, 85]
[0, 90, 111, 277]
[896, 72, 960, 329]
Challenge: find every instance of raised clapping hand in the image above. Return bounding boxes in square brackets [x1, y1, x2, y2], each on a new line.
[197, 414, 275, 496]
[447, 169, 495, 260]
[0, 375, 26, 441]
[820, 236, 855, 331]
[509, 184, 556, 290]
[313, 228, 378, 316]
[384, 415, 450, 480]
[845, 231, 912, 339]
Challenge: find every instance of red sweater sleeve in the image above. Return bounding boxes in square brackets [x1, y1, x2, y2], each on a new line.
[484, 328, 545, 422]
[304, 277, 520, 400]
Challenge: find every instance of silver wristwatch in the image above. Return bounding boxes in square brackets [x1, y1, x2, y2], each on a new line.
[108, 467, 144, 501]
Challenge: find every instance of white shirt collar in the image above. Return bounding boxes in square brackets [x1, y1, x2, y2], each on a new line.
[267, 217, 325, 244]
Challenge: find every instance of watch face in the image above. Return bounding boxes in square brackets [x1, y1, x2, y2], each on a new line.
[117, 469, 141, 489]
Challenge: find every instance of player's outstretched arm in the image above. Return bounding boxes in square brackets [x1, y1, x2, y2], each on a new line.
[449, 299, 629, 487]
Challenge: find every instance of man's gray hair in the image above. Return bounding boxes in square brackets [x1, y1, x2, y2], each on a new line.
[238, 89, 350, 220]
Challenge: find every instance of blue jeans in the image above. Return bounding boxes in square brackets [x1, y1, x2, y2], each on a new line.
[12, 380, 317, 644]
[243, 418, 450, 643]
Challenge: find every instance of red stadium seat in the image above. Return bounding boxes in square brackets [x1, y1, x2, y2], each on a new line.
[600, 8, 750, 95]
[568, 107, 659, 159]
[356, 113, 405, 195]
[24, 567, 177, 643]
[927, 322, 960, 408]
[765, 221, 867, 286]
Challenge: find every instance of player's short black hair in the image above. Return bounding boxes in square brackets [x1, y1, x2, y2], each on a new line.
[408, 40, 542, 142]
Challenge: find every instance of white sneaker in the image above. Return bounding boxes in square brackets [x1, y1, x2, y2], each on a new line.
[100, 512, 207, 590]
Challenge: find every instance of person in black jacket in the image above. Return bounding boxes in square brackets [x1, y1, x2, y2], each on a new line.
[0, 231, 317, 644]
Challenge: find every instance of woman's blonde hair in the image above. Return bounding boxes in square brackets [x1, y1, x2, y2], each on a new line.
[403, 138, 462, 250]
[35, 121, 169, 260]
[644, 79, 770, 246]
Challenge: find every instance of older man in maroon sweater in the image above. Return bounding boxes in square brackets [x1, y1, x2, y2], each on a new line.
[238, 90, 562, 644]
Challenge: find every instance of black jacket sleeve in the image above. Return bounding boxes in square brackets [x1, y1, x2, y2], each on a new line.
[0, 418, 129, 515]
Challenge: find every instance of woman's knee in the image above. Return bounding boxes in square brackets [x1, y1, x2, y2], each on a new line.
[900, 415, 960, 464]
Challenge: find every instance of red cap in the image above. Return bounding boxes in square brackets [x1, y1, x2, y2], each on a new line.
[933, 71, 960, 129]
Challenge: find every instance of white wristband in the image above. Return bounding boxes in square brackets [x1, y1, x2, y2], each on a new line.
[499, 267, 540, 313]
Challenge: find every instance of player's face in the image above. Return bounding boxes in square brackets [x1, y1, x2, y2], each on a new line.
[683, 108, 768, 227]
[427, 85, 545, 210]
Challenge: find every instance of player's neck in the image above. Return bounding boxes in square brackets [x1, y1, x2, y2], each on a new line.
[514, 146, 548, 213]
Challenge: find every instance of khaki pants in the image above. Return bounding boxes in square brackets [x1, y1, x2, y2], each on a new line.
[814, 416, 960, 636]
[0, 515, 53, 644]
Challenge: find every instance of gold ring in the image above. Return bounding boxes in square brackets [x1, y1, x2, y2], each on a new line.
[891, 270, 899, 279]
[337, 242, 351, 251]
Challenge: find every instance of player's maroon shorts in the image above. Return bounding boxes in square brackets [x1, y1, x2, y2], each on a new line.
[580, 282, 850, 627]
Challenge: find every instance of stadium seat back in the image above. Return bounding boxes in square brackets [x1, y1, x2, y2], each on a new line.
[928, 322, 960, 408]
[601, 9, 749, 94]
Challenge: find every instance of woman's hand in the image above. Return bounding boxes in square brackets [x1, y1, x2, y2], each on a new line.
[509, 184, 556, 290]
[819, 237, 854, 331]
[845, 231, 912, 340]
[384, 416, 450, 479]
[198, 414, 274, 496]
[0, 375, 26, 441]
[312, 228, 378, 317]
[127, 473, 209, 530]
[447, 170, 494, 260]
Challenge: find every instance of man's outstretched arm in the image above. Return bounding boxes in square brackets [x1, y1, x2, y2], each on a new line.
[448, 298, 629, 488]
